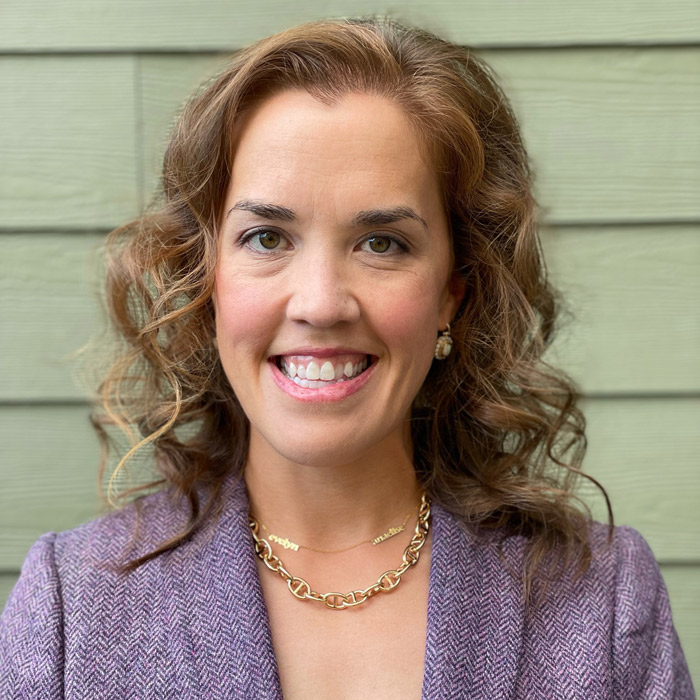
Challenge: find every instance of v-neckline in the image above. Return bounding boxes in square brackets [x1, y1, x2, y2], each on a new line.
[180, 472, 525, 699]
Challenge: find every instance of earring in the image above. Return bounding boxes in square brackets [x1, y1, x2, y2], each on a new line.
[434, 323, 453, 360]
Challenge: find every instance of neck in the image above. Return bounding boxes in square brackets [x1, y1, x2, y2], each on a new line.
[243, 428, 422, 553]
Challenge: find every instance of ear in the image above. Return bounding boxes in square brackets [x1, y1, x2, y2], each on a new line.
[438, 270, 467, 329]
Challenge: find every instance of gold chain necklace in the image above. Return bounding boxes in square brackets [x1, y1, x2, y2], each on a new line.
[248, 492, 431, 610]
[256, 502, 418, 554]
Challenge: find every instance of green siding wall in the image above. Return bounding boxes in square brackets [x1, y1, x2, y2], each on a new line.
[1, 0, 698, 685]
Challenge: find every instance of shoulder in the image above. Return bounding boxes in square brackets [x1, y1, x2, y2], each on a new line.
[570, 521, 669, 618]
[607, 522, 667, 610]
[2, 485, 198, 638]
[467, 517, 658, 587]
[480, 518, 695, 697]
[0, 528, 65, 695]
[52, 484, 189, 571]
[9, 473, 247, 606]
[0, 481, 234, 696]
[565, 520, 659, 589]
[3, 484, 193, 625]
[562, 521, 670, 614]
[445, 511, 671, 626]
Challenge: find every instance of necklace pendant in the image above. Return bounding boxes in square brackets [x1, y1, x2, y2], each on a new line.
[371, 524, 405, 545]
[269, 534, 300, 551]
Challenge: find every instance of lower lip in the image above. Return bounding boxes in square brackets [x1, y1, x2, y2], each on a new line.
[269, 358, 377, 403]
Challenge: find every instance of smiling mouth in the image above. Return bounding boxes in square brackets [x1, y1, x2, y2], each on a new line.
[274, 354, 374, 387]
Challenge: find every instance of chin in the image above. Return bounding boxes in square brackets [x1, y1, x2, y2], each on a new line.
[275, 443, 362, 469]
[262, 431, 378, 469]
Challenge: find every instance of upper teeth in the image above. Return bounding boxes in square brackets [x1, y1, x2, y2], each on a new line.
[280, 357, 368, 381]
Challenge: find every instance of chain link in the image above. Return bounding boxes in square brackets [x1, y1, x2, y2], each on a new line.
[249, 493, 431, 610]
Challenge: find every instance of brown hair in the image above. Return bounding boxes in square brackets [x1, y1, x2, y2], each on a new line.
[92, 15, 613, 614]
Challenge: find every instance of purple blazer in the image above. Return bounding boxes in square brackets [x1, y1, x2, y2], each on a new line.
[1, 471, 695, 699]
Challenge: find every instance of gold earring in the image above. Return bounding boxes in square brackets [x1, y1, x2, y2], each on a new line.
[434, 323, 453, 360]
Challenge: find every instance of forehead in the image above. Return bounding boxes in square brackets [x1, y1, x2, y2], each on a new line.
[226, 89, 441, 216]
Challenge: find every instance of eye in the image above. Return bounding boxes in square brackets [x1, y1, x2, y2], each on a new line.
[360, 234, 408, 255]
[239, 228, 289, 253]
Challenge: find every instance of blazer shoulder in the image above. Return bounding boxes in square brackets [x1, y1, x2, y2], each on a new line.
[1, 488, 198, 697]
[459, 516, 659, 593]
[0, 532, 64, 697]
[609, 522, 662, 575]
[537, 521, 668, 588]
[52, 484, 191, 573]
[585, 521, 669, 602]
[605, 523, 695, 698]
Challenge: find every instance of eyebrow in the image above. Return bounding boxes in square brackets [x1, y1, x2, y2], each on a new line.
[226, 199, 428, 231]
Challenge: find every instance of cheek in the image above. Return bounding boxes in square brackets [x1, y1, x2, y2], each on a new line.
[213, 271, 280, 356]
[367, 273, 441, 360]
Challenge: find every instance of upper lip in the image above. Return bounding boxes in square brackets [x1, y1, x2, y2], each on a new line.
[270, 347, 373, 358]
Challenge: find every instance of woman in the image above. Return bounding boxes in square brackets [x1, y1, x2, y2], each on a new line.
[1, 16, 694, 699]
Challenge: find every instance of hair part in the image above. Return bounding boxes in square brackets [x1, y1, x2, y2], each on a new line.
[91, 15, 613, 617]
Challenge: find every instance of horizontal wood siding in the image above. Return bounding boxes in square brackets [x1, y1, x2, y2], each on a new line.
[140, 48, 700, 224]
[1, 0, 699, 50]
[2, 50, 697, 230]
[0, 56, 139, 229]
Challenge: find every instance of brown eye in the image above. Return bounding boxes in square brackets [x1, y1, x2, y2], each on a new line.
[239, 227, 291, 254]
[258, 230, 281, 249]
[367, 236, 391, 253]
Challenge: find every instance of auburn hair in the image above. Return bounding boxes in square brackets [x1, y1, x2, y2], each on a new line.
[91, 15, 613, 615]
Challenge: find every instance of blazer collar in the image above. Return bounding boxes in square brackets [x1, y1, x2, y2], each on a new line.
[178, 472, 525, 699]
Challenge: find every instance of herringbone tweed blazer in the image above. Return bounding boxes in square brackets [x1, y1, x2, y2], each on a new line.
[1, 470, 695, 699]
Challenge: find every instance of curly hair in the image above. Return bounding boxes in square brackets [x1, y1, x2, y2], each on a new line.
[91, 15, 613, 615]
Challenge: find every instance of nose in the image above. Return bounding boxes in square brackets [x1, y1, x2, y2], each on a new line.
[285, 245, 361, 328]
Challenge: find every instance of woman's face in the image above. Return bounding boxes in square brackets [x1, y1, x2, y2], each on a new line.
[213, 89, 464, 467]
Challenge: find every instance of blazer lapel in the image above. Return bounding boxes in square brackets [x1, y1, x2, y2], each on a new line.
[174, 472, 284, 699]
[421, 500, 525, 699]
[181, 473, 524, 699]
